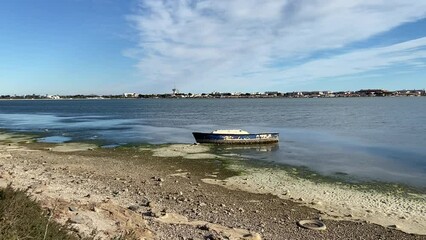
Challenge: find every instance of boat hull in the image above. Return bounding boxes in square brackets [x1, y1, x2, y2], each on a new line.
[192, 132, 279, 144]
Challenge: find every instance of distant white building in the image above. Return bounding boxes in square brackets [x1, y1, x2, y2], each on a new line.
[46, 95, 61, 99]
[123, 93, 138, 98]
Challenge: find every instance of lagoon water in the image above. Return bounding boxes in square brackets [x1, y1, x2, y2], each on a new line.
[0, 98, 425, 190]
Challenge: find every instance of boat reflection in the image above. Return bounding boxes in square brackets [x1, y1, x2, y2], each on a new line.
[219, 143, 279, 152]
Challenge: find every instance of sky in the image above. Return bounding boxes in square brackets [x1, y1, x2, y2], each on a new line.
[1, 0, 426, 95]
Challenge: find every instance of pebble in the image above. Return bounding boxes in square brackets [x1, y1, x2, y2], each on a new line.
[387, 224, 399, 230]
[68, 215, 85, 224]
[128, 205, 140, 211]
[148, 201, 156, 208]
[90, 206, 99, 212]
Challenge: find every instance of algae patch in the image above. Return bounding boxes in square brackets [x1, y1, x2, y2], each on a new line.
[49, 143, 97, 152]
[151, 144, 222, 159]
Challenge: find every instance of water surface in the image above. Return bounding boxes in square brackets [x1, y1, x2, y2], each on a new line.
[0, 98, 425, 189]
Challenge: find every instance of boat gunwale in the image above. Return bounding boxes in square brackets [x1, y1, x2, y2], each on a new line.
[192, 132, 279, 136]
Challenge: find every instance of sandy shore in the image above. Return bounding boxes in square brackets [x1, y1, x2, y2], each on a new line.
[203, 165, 426, 235]
[0, 133, 425, 239]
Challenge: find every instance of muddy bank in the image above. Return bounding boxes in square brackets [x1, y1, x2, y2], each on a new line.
[1, 137, 425, 239]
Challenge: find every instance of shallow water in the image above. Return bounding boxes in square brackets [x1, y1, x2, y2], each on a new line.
[0, 98, 425, 189]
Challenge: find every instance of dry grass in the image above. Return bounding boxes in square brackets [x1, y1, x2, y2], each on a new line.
[0, 185, 78, 240]
[0, 185, 141, 240]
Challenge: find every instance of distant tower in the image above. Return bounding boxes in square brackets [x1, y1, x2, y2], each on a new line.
[172, 85, 178, 95]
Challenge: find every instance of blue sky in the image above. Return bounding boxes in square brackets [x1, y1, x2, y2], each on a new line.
[1, 0, 426, 95]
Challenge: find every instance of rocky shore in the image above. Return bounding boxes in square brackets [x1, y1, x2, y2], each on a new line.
[0, 134, 425, 239]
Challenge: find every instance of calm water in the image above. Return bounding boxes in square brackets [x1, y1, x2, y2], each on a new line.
[0, 98, 425, 189]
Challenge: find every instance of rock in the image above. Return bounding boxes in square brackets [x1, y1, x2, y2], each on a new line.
[0, 179, 8, 189]
[34, 187, 44, 194]
[140, 197, 150, 206]
[0, 153, 12, 159]
[147, 209, 162, 218]
[68, 215, 91, 225]
[387, 224, 399, 230]
[148, 201, 156, 208]
[90, 205, 99, 212]
[128, 205, 140, 211]
[198, 224, 210, 231]
[243, 233, 262, 239]
[69, 206, 77, 212]
[199, 202, 207, 207]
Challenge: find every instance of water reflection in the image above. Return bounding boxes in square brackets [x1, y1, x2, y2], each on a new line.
[218, 143, 279, 152]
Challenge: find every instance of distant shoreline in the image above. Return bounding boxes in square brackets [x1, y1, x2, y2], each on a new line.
[0, 95, 425, 101]
[1, 89, 425, 100]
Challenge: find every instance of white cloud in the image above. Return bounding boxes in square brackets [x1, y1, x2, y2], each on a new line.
[265, 37, 426, 84]
[126, 0, 426, 92]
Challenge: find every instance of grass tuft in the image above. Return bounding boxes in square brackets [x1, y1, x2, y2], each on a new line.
[0, 185, 77, 240]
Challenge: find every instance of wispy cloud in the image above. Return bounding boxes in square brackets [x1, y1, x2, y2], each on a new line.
[126, 0, 426, 92]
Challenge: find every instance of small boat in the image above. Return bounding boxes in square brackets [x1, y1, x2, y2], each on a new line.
[192, 129, 279, 144]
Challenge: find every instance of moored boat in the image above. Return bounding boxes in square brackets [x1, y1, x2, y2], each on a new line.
[192, 129, 279, 144]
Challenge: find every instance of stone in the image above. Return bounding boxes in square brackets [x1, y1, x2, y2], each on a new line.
[243, 233, 262, 240]
[128, 205, 140, 211]
[140, 197, 150, 206]
[90, 205, 99, 212]
[69, 206, 77, 212]
[0, 181, 8, 189]
[147, 209, 162, 218]
[68, 215, 90, 225]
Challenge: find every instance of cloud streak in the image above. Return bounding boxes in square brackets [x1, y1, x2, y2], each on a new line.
[126, 0, 426, 92]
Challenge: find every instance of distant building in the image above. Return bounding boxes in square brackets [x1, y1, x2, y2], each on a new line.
[357, 89, 392, 97]
[123, 93, 138, 98]
[172, 88, 179, 96]
[46, 94, 61, 99]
